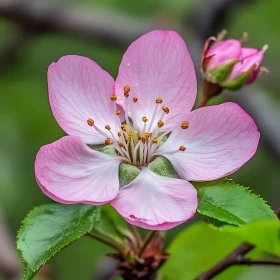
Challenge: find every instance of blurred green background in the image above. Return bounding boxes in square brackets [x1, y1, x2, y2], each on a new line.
[0, 0, 279, 279]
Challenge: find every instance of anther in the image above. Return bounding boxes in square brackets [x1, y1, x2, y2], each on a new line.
[142, 116, 148, 122]
[181, 121, 189, 129]
[157, 120, 164, 128]
[117, 131, 122, 137]
[156, 97, 163, 104]
[87, 118, 94, 126]
[179, 145, 186, 151]
[110, 94, 117, 101]
[124, 84, 130, 97]
[145, 132, 151, 138]
[152, 137, 158, 144]
[116, 110, 121, 116]
[105, 125, 111, 130]
[133, 97, 138, 102]
[121, 124, 127, 131]
[119, 142, 125, 148]
[141, 134, 148, 143]
[125, 135, 131, 141]
[162, 106, 170, 114]
[105, 138, 113, 145]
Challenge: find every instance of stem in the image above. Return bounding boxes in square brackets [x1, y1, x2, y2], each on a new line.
[138, 231, 157, 258]
[196, 95, 209, 109]
[128, 224, 143, 248]
[195, 206, 280, 280]
[86, 232, 124, 255]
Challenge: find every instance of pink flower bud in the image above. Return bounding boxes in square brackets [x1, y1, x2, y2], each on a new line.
[222, 45, 268, 90]
[201, 38, 241, 83]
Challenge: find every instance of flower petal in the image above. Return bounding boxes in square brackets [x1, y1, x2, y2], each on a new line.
[111, 168, 197, 230]
[157, 102, 260, 181]
[115, 30, 196, 131]
[48, 55, 120, 144]
[35, 136, 123, 204]
[240, 47, 258, 59]
[206, 39, 241, 70]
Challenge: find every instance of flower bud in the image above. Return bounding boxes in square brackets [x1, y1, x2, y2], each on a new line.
[202, 37, 241, 84]
[201, 31, 268, 98]
[221, 45, 268, 90]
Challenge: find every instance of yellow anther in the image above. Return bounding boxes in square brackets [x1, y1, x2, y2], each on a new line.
[105, 125, 111, 130]
[124, 84, 130, 97]
[110, 94, 117, 101]
[125, 135, 131, 141]
[117, 131, 122, 137]
[145, 132, 151, 138]
[152, 137, 159, 144]
[156, 97, 163, 104]
[142, 116, 148, 122]
[121, 124, 128, 131]
[141, 134, 148, 143]
[157, 120, 164, 128]
[133, 97, 138, 102]
[162, 106, 170, 114]
[105, 138, 113, 145]
[87, 118, 94, 126]
[116, 110, 121, 116]
[119, 142, 125, 148]
[179, 145, 186, 151]
[181, 121, 189, 129]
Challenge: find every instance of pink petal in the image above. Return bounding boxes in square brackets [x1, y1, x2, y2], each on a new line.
[110, 168, 197, 230]
[48, 55, 120, 144]
[115, 30, 196, 131]
[240, 47, 258, 59]
[227, 50, 265, 81]
[206, 39, 241, 70]
[157, 103, 260, 181]
[35, 136, 122, 204]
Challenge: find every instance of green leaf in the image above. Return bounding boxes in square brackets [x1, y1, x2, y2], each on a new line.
[194, 179, 277, 226]
[160, 222, 243, 280]
[216, 220, 280, 257]
[17, 204, 100, 280]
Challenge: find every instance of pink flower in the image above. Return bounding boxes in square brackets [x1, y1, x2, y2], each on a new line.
[35, 30, 260, 230]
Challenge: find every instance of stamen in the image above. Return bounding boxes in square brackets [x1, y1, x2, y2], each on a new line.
[110, 94, 117, 101]
[179, 145, 186, 151]
[133, 97, 138, 102]
[116, 110, 121, 116]
[105, 138, 113, 145]
[117, 131, 122, 137]
[121, 125, 128, 131]
[156, 97, 163, 104]
[181, 121, 189, 129]
[141, 134, 148, 143]
[119, 142, 125, 148]
[105, 125, 111, 130]
[124, 84, 130, 97]
[152, 137, 158, 144]
[162, 106, 170, 114]
[157, 120, 164, 128]
[87, 118, 94, 126]
[142, 116, 148, 122]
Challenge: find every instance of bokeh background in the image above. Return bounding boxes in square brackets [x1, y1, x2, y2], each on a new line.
[0, 0, 279, 279]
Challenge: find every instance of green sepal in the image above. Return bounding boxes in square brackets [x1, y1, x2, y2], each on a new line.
[119, 163, 140, 187]
[148, 156, 179, 178]
[221, 65, 256, 90]
[206, 60, 238, 83]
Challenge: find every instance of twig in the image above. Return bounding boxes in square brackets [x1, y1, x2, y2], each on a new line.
[138, 231, 157, 258]
[86, 232, 124, 256]
[195, 206, 280, 279]
[236, 256, 280, 266]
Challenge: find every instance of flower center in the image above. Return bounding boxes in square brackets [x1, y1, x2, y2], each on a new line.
[87, 85, 189, 167]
